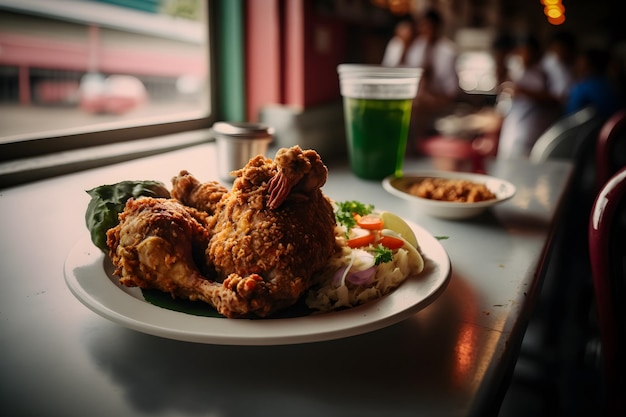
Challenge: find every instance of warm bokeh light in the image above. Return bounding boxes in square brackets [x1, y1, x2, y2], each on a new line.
[545, 3, 565, 13]
[548, 14, 566, 25]
[541, 0, 566, 25]
[370, 0, 414, 15]
[545, 6, 564, 18]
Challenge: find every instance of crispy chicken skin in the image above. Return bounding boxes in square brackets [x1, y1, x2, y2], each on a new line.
[107, 146, 337, 318]
[171, 170, 228, 214]
[207, 146, 337, 316]
[106, 198, 217, 301]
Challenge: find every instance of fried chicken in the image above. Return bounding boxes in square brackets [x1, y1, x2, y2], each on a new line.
[171, 170, 228, 214]
[106, 198, 218, 302]
[107, 197, 285, 317]
[206, 146, 337, 317]
[107, 146, 337, 318]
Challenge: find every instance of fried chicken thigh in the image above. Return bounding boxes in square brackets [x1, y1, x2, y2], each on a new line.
[206, 146, 337, 317]
[171, 170, 228, 214]
[107, 146, 337, 318]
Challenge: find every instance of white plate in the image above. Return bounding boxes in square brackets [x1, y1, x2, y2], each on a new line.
[383, 171, 516, 220]
[64, 221, 450, 345]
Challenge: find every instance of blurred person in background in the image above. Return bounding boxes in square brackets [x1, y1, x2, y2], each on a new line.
[566, 47, 623, 118]
[497, 34, 562, 160]
[405, 8, 459, 145]
[381, 17, 416, 67]
[492, 32, 516, 86]
[541, 31, 578, 108]
[491, 32, 516, 116]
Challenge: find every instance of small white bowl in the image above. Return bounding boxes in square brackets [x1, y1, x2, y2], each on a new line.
[382, 171, 516, 220]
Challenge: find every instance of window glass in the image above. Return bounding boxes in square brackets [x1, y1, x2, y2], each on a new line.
[0, 0, 210, 144]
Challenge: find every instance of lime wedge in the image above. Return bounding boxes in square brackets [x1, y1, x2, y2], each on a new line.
[380, 211, 420, 250]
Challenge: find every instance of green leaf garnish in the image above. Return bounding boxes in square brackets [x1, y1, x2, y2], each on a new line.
[371, 245, 393, 265]
[334, 200, 374, 231]
[141, 288, 314, 319]
[85, 180, 170, 253]
[141, 288, 224, 317]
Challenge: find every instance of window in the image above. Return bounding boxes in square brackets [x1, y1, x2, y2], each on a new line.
[0, 0, 214, 161]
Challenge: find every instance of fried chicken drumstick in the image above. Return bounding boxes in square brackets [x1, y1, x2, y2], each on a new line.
[107, 146, 337, 318]
[106, 198, 218, 304]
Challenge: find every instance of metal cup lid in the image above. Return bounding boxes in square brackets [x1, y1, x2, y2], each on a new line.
[212, 122, 274, 139]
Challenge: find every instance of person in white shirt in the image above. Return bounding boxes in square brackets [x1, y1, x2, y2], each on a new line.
[381, 18, 415, 67]
[541, 31, 578, 105]
[497, 35, 562, 159]
[404, 8, 460, 144]
[405, 9, 459, 100]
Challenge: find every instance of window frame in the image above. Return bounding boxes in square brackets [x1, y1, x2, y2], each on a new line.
[0, 0, 218, 163]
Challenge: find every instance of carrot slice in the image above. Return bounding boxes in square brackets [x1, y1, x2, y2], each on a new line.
[356, 215, 384, 230]
[347, 229, 376, 248]
[378, 235, 405, 250]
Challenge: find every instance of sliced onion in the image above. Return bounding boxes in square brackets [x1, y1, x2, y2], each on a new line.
[381, 228, 401, 238]
[352, 249, 375, 269]
[332, 249, 376, 287]
[332, 265, 349, 287]
[346, 266, 376, 285]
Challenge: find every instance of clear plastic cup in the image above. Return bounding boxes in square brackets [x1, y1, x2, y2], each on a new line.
[337, 64, 421, 180]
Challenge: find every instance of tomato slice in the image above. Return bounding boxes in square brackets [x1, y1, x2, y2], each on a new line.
[347, 228, 376, 248]
[378, 235, 405, 250]
[356, 215, 384, 230]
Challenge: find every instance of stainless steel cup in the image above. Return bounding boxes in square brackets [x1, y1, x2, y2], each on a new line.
[212, 122, 274, 182]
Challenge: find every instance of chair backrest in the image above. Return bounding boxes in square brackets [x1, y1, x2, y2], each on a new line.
[588, 166, 626, 416]
[529, 106, 604, 162]
[596, 109, 626, 192]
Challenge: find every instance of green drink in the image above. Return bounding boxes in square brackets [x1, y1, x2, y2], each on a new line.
[337, 64, 421, 180]
[343, 97, 412, 180]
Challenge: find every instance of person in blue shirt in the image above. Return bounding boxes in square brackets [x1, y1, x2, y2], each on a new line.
[566, 48, 623, 118]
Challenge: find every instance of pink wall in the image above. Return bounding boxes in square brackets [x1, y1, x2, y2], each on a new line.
[245, 0, 282, 121]
[246, 0, 347, 120]
[284, 0, 304, 107]
[300, 1, 347, 107]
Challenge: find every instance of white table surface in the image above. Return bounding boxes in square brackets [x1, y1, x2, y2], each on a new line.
[0, 142, 572, 417]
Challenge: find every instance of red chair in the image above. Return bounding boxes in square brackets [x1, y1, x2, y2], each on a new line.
[588, 166, 626, 417]
[595, 109, 626, 192]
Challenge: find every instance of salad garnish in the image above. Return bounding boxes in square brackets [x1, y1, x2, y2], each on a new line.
[371, 245, 394, 265]
[335, 200, 374, 233]
[334, 200, 413, 261]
